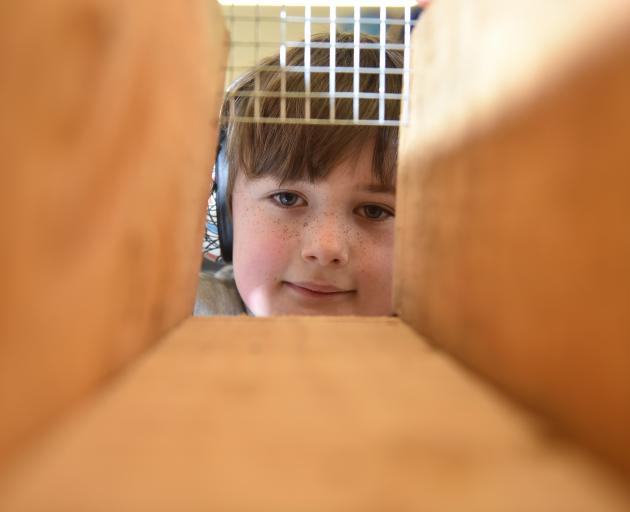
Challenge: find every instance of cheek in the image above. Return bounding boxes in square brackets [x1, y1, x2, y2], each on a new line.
[231, 201, 299, 296]
[355, 228, 395, 312]
[356, 227, 394, 274]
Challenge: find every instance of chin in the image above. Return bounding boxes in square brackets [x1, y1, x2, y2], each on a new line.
[275, 303, 389, 317]
[243, 291, 393, 317]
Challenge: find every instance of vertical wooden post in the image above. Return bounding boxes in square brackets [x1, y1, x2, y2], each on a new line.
[396, 0, 630, 472]
[0, 0, 227, 465]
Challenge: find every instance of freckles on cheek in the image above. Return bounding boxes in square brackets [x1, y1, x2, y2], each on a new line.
[245, 219, 295, 266]
[355, 230, 395, 279]
[352, 230, 395, 315]
[233, 206, 301, 291]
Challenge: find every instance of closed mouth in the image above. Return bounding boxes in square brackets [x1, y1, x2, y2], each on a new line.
[284, 281, 355, 297]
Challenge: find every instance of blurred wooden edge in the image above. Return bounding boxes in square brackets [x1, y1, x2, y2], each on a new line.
[1, 316, 629, 511]
[395, 0, 630, 473]
[0, 0, 227, 468]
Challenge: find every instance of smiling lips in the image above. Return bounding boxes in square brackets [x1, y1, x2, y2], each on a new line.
[284, 281, 355, 299]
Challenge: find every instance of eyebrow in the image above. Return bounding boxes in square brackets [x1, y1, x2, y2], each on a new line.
[279, 177, 396, 194]
[359, 183, 396, 194]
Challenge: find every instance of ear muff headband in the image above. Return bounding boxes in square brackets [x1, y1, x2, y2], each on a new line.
[214, 128, 233, 263]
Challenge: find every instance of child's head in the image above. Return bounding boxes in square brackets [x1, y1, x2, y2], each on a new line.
[222, 33, 403, 316]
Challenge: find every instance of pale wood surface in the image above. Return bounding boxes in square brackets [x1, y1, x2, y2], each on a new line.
[0, 0, 226, 464]
[1, 317, 629, 511]
[396, 0, 630, 472]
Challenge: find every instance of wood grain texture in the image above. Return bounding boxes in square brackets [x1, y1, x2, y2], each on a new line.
[0, 0, 226, 465]
[1, 316, 629, 511]
[396, 0, 630, 472]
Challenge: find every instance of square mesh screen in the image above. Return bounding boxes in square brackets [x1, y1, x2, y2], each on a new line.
[219, 2, 419, 126]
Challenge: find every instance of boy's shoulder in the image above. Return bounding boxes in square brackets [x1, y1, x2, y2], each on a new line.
[193, 263, 247, 316]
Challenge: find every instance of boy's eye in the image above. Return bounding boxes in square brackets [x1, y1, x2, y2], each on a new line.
[271, 192, 304, 208]
[357, 204, 394, 221]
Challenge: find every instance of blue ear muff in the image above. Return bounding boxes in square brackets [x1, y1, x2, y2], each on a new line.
[214, 128, 233, 263]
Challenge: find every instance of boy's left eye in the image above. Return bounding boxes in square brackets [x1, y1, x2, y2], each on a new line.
[356, 204, 394, 221]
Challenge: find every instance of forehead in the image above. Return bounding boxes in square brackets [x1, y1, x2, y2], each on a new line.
[228, 122, 397, 188]
[261, 144, 395, 193]
[241, 146, 396, 196]
[305, 142, 394, 188]
[307, 147, 396, 192]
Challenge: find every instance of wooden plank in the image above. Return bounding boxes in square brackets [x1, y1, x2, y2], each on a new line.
[395, 0, 630, 472]
[0, 0, 226, 465]
[1, 317, 629, 511]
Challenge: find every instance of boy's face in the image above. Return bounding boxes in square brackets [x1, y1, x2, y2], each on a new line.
[231, 144, 395, 316]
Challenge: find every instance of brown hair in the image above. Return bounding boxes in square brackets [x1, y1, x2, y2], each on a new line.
[222, 32, 403, 203]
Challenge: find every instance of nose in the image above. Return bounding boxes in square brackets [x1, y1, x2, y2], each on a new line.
[301, 215, 349, 266]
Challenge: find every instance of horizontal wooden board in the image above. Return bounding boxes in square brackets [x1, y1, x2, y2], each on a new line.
[1, 317, 628, 511]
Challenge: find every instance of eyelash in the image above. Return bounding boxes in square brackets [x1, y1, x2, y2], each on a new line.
[269, 192, 394, 221]
[270, 192, 305, 208]
[356, 204, 394, 221]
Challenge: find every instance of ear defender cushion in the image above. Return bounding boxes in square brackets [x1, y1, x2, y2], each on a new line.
[214, 128, 233, 263]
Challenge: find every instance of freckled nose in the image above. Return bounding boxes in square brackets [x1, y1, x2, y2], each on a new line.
[301, 216, 349, 266]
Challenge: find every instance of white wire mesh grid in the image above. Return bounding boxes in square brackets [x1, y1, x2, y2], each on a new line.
[219, 2, 418, 127]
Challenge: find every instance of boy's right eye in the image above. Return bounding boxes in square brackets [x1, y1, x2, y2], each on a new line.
[271, 192, 304, 208]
